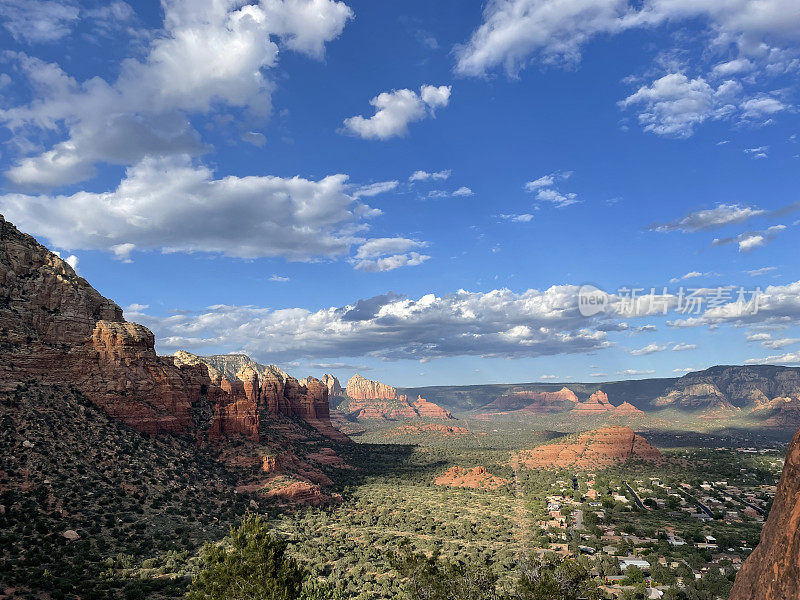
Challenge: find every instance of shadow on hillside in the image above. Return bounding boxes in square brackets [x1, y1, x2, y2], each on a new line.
[642, 427, 793, 448]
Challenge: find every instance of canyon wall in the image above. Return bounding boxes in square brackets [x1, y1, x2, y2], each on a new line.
[729, 425, 800, 600]
[0, 213, 344, 442]
[346, 374, 397, 400]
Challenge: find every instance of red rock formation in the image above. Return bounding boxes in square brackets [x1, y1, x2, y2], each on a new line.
[345, 394, 453, 420]
[570, 390, 615, 416]
[346, 374, 397, 400]
[729, 425, 800, 600]
[211, 376, 260, 441]
[434, 466, 509, 490]
[486, 387, 579, 411]
[412, 395, 454, 419]
[0, 214, 346, 442]
[512, 426, 661, 470]
[321, 373, 343, 398]
[614, 401, 646, 416]
[0, 214, 203, 435]
[346, 396, 417, 419]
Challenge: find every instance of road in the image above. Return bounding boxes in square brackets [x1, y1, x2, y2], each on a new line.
[574, 508, 584, 530]
[679, 487, 714, 518]
[622, 480, 648, 510]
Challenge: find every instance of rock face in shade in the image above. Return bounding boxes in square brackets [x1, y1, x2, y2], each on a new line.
[174, 351, 346, 441]
[570, 390, 615, 416]
[0, 213, 345, 442]
[485, 387, 579, 412]
[512, 426, 662, 470]
[729, 425, 800, 600]
[321, 374, 343, 398]
[346, 374, 397, 400]
[652, 365, 800, 412]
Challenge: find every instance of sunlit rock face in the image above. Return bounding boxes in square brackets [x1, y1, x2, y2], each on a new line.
[729, 425, 800, 600]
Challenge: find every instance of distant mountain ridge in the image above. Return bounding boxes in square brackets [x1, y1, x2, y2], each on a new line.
[398, 365, 800, 430]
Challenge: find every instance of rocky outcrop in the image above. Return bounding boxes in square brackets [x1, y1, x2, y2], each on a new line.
[321, 374, 343, 398]
[412, 395, 454, 419]
[346, 396, 418, 419]
[653, 365, 800, 414]
[434, 466, 509, 490]
[512, 426, 662, 470]
[174, 351, 346, 441]
[729, 425, 800, 600]
[0, 214, 204, 435]
[344, 394, 453, 420]
[0, 213, 345, 442]
[485, 387, 579, 412]
[614, 401, 646, 416]
[346, 374, 397, 400]
[570, 390, 615, 416]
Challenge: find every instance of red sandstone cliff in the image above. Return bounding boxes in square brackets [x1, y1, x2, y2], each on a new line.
[412, 395, 453, 419]
[321, 373, 343, 398]
[729, 425, 800, 600]
[346, 374, 397, 400]
[0, 213, 345, 442]
[570, 390, 615, 416]
[512, 426, 661, 470]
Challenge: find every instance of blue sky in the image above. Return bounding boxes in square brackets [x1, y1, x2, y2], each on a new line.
[1, 0, 799, 386]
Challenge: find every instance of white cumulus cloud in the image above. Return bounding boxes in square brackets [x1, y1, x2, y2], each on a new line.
[341, 84, 451, 140]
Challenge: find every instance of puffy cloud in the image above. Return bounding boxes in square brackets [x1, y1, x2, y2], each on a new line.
[452, 186, 474, 197]
[341, 85, 451, 140]
[712, 224, 786, 252]
[524, 174, 555, 191]
[409, 169, 451, 182]
[0, 155, 378, 261]
[455, 0, 630, 76]
[354, 237, 427, 259]
[711, 58, 754, 77]
[746, 351, 800, 365]
[667, 280, 800, 329]
[618, 73, 741, 137]
[455, 0, 800, 77]
[351, 238, 431, 272]
[353, 252, 430, 272]
[128, 286, 613, 361]
[1, 0, 353, 187]
[740, 95, 788, 119]
[0, 0, 79, 43]
[269, 275, 290, 282]
[649, 203, 766, 232]
[524, 171, 578, 207]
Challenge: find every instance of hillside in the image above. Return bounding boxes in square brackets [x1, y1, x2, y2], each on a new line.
[398, 366, 800, 431]
[512, 426, 662, 470]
